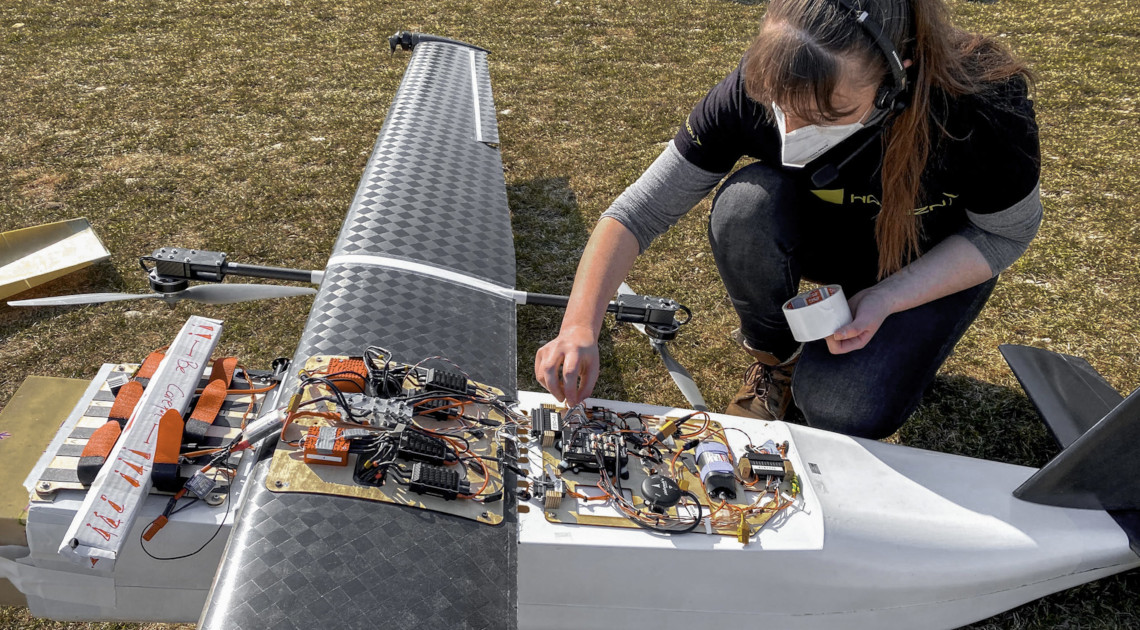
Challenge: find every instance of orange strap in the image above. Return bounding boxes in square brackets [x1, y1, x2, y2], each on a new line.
[106, 350, 165, 425]
[155, 409, 184, 465]
[135, 351, 165, 381]
[209, 357, 238, 387]
[183, 378, 229, 443]
[108, 380, 145, 426]
[329, 357, 368, 393]
[80, 421, 122, 460]
[190, 380, 228, 424]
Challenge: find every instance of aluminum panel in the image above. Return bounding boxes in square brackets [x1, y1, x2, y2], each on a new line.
[201, 465, 516, 630]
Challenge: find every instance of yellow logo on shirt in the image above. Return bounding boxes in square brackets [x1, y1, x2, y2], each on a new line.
[811, 189, 844, 204]
[825, 191, 959, 214]
[913, 192, 958, 215]
[685, 115, 702, 147]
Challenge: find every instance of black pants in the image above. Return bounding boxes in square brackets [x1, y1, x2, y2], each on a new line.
[707, 162, 997, 439]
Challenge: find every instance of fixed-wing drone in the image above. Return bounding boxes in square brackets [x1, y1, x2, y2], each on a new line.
[2, 33, 1137, 630]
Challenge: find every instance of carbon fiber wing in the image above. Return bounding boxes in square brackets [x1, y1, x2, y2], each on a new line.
[198, 37, 518, 630]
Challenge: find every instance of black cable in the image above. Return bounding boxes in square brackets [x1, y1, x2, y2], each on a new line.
[298, 376, 370, 421]
[169, 496, 201, 516]
[139, 470, 235, 561]
[596, 451, 701, 534]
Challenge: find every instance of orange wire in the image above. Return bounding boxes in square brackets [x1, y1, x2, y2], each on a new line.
[413, 396, 467, 414]
[182, 446, 227, 459]
[226, 383, 277, 395]
[458, 456, 490, 498]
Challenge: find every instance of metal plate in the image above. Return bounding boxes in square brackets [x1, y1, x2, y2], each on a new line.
[533, 406, 798, 537]
[262, 355, 508, 526]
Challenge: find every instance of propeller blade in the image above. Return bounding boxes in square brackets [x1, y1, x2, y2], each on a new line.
[174, 284, 316, 305]
[8, 293, 159, 307]
[618, 282, 708, 410]
[653, 340, 709, 411]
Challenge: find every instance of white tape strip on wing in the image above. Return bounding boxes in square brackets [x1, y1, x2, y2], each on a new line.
[327, 254, 523, 303]
[470, 49, 483, 143]
[57, 316, 223, 571]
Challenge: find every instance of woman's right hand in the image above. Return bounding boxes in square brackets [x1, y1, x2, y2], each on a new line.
[535, 324, 600, 407]
[533, 217, 641, 407]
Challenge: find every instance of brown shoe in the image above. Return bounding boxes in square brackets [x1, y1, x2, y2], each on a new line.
[724, 331, 800, 420]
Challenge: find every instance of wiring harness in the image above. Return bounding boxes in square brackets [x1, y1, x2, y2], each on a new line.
[283, 347, 527, 504]
[534, 405, 800, 540]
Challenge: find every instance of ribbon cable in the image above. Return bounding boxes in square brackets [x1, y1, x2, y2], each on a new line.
[76, 352, 165, 485]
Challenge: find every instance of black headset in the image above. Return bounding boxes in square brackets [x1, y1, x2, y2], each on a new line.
[830, 0, 910, 112]
[809, 0, 910, 187]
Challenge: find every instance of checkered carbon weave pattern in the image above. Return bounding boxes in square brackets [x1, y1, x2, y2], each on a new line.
[334, 43, 513, 287]
[200, 465, 516, 630]
[199, 39, 517, 630]
[292, 265, 516, 391]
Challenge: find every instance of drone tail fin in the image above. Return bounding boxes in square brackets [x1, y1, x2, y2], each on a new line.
[1003, 344, 1140, 554]
[1002, 344, 1140, 509]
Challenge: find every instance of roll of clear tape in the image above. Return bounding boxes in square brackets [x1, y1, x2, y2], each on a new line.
[782, 285, 852, 342]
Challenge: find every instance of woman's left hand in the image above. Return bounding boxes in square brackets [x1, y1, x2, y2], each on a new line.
[823, 235, 997, 355]
[826, 287, 894, 354]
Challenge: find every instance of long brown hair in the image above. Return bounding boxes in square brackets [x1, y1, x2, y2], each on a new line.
[744, 0, 1034, 277]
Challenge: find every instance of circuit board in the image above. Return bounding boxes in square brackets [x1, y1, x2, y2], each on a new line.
[527, 404, 799, 540]
[264, 354, 523, 526]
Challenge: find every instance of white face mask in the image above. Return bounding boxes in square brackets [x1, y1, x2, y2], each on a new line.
[772, 102, 879, 169]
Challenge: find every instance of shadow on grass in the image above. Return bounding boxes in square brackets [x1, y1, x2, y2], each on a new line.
[901, 373, 1059, 468]
[510, 176, 628, 403]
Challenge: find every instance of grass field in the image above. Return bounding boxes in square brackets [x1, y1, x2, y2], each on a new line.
[1, 0, 1138, 627]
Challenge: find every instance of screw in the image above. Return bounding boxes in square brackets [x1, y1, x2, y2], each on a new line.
[481, 511, 490, 519]
[274, 480, 285, 488]
[37, 481, 51, 492]
[210, 493, 224, 502]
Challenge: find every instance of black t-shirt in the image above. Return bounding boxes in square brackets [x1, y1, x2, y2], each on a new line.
[673, 58, 1040, 278]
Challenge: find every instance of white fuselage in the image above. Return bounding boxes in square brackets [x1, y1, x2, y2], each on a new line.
[515, 391, 1140, 630]
[12, 382, 1138, 628]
